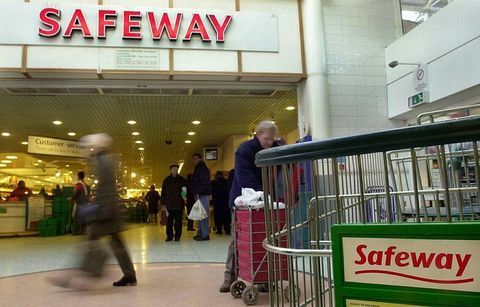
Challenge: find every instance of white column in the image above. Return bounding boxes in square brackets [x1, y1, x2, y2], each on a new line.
[297, 0, 330, 140]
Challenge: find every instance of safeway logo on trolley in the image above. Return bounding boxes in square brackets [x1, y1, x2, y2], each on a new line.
[342, 237, 480, 292]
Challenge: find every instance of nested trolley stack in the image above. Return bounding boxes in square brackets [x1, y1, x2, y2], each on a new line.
[255, 113, 480, 306]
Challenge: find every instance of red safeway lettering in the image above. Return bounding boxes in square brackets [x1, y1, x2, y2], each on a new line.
[98, 9, 117, 39]
[148, 12, 183, 41]
[63, 9, 93, 38]
[354, 244, 367, 265]
[411, 252, 436, 269]
[207, 14, 232, 42]
[123, 11, 142, 40]
[38, 8, 61, 37]
[183, 13, 210, 41]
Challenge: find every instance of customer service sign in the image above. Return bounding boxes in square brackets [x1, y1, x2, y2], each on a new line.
[28, 136, 89, 158]
[0, 2, 278, 52]
[332, 224, 479, 307]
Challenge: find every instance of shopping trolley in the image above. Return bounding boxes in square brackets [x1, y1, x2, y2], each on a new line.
[255, 115, 480, 306]
[231, 205, 295, 305]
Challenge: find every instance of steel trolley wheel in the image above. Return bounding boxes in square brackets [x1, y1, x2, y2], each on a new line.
[241, 285, 259, 305]
[230, 280, 247, 298]
[284, 285, 302, 302]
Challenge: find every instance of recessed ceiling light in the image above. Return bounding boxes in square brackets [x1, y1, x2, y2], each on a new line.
[53, 120, 62, 125]
[128, 120, 137, 125]
[286, 106, 296, 111]
[192, 120, 201, 125]
[132, 132, 140, 136]
[187, 132, 196, 136]
[34, 163, 39, 166]
[37, 160, 42, 163]
[0, 164, 6, 167]
[138, 147, 145, 151]
[34, 176, 38, 178]
[90, 148, 94, 151]
[135, 140, 143, 144]
[21, 141, 28, 145]
[1, 160, 12, 164]
[1, 132, 10, 137]
[185, 140, 192, 144]
[66, 164, 70, 167]
[6, 156, 17, 159]
[68, 132, 76, 136]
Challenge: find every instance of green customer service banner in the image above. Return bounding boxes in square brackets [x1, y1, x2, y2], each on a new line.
[332, 223, 479, 307]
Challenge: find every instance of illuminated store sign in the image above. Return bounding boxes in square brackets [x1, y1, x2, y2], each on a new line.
[0, 3, 279, 52]
[39, 8, 233, 42]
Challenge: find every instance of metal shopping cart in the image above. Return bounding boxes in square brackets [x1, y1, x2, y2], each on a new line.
[255, 115, 480, 306]
[231, 205, 296, 305]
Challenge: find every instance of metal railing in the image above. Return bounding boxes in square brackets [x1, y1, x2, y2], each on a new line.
[256, 117, 480, 306]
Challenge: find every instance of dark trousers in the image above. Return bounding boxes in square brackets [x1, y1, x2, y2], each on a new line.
[224, 211, 236, 282]
[214, 206, 232, 234]
[167, 209, 183, 240]
[81, 232, 136, 278]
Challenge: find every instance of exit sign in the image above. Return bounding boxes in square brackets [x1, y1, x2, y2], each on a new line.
[408, 91, 429, 108]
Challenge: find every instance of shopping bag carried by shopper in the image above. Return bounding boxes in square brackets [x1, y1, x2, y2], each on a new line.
[188, 199, 208, 221]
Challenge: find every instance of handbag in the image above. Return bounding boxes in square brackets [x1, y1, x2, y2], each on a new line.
[76, 202, 100, 223]
[188, 199, 208, 221]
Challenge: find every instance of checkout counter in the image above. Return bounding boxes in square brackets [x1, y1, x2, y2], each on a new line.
[0, 197, 52, 236]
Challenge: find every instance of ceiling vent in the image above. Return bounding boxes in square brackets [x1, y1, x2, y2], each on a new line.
[68, 88, 99, 94]
[219, 89, 249, 96]
[192, 88, 221, 96]
[7, 88, 39, 94]
[37, 88, 70, 94]
[161, 88, 189, 95]
[246, 89, 276, 96]
[131, 88, 161, 95]
[102, 88, 132, 95]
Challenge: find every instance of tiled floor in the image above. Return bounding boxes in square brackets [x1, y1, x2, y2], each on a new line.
[0, 263, 270, 307]
[0, 224, 231, 278]
[0, 224, 271, 306]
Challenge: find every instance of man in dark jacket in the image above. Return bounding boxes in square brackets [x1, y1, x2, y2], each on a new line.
[161, 165, 187, 241]
[220, 121, 278, 293]
[185, 173, 196, 231]
[211, 171, 231, 235]
[191, 153, 211, 241]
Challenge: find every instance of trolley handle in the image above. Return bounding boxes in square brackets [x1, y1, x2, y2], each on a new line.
[262, 239, 333, 258]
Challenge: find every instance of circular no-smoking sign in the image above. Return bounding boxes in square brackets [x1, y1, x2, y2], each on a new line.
[416, 69, 425, 81]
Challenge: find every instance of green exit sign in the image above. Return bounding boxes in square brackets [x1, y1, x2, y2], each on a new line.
[408, 92, 424, 108]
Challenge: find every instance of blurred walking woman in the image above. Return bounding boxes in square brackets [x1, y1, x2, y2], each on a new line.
[47, 133, 137, 289]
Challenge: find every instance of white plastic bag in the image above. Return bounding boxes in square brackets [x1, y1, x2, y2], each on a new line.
[188, 199, 208, 221]
[234, 188, 286, 209]
[234, 188, 264, 207]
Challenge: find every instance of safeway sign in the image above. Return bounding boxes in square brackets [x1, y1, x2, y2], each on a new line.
[0, 3, 279, 52]
[332, 223, 479, 307]
[343, 237, 478, 292]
